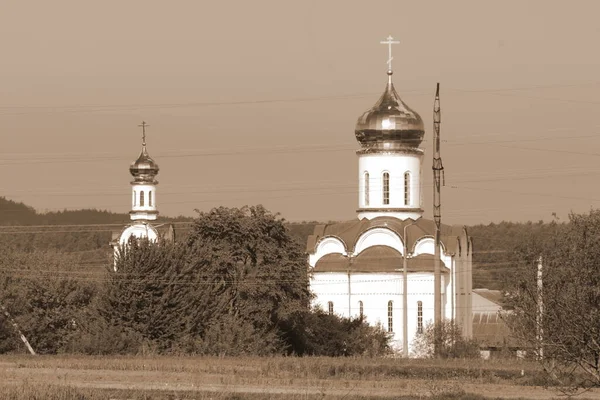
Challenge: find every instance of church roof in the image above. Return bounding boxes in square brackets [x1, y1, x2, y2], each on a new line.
[306, 216, 469, 256]
[314, 246, 449, 273]
[473, 289, 505, 307]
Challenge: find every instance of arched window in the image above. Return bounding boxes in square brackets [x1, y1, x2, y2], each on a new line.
[364, 172, 370, 206]
[358, 301, 364, 319]
[140, 191, 145, 207]
[404, 172, 411, 206]
[387, 301, 393, 333]
[149, 190, 153, 207]
[417, 301, 423, 334]
[133, 190, 137, 207]
[383, 172, 390, 205]
[328, 301, 334, 315]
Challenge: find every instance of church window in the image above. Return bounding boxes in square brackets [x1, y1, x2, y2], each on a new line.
[364, 172, 370, 206]
[133, 190, 137, 207]
[404, 172, 411, 206]
[149, 190, 153, 207]
[359, 301, 364, 319]
[387, 301, 393, 333]
[417, 301, 423, 334]
[328, 301, 334, 315]
[383, 172, 390, 205]
[140, 191, 145, 207]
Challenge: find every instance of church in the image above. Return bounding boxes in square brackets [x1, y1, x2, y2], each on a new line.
[110, 122, 174, 269]
[306, 40, 473, 355]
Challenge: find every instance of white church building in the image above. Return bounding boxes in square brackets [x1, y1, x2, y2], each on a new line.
[306, 42, 473, 355]
[110, 122, 174, 267]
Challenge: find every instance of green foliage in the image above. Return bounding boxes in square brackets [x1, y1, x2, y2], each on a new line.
[288, 308, 391, 357]
[506, 209, 600, 389]
[80, 205, 390, 357]
[93, 238, 187, 353]
[411, 320, 481, 359]
[0, 250, 97, 354]
[180, 205, 312, 354]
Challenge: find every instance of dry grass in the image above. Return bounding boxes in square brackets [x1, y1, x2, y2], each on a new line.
[0, 381, 531, 400]
[0, 355, 582, 399]
[0, 354, 542, 384]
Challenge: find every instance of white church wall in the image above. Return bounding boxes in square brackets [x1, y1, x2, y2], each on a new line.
[311, 270, 442, 354]
[310, 272, 350, 317]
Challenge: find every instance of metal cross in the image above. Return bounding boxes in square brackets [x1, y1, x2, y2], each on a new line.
[380, 35, 400, 72]
[138, 121, 149, 147]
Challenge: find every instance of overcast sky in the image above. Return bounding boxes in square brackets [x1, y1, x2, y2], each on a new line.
[1, 0, 599, 225]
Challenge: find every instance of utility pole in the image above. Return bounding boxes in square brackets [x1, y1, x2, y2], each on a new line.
[348, 255, 353, 318]
[536, 256, 544, 360]
[432, 83, 445, 356]
[0, 302, 36, 355]
[403, 221, 417, 358]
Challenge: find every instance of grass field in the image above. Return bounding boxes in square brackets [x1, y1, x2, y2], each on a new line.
[0, 355, 598, 399]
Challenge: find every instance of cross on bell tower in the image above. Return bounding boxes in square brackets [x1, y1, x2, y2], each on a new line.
[138, 121, 149, 148]
[380, 35, 400, 74]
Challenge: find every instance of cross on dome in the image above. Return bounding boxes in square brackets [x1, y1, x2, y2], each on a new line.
[380, 35, 400, 75]
[138, 121, 150, 147]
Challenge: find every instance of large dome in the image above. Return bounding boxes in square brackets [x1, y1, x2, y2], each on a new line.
[130, 146, 159, 183]
[355, 71, 424, 150]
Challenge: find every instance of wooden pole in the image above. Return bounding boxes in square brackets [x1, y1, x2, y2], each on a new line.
[0, 302, 36, 355]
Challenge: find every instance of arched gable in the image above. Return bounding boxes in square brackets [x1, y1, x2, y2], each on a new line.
[354, 227, 404, 256]
[119, 224, 159, 245]
[412, 236, 447, 257]
[308, 236, 347, 268]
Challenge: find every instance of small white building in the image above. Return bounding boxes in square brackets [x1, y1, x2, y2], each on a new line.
[110, 122, 174, 269]
[306, 49, 473, 355]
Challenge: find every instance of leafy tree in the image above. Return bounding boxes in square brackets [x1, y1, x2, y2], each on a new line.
[180, 205, 312, 355]
[93, 237, 186, 353]
[505, 209, 600, 390]
[0, 250, 96, 354]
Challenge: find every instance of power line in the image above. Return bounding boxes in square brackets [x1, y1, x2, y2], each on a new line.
[2, 124, 600, 165]
[1, 80, 597, 116]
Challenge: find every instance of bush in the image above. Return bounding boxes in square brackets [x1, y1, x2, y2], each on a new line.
[411, 320, 481, 359]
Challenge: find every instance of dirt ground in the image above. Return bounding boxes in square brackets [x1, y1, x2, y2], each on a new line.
[2, 363, 600, 399]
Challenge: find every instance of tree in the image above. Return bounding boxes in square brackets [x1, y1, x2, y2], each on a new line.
[92, 237, 186, 353]
[505, 209, 600, 390]
[180, 205, 312, 355]
[0, 250, 96, 354]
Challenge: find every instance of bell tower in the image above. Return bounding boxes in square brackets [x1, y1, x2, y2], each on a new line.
[129, 121, 159, 222]
[354, 36, 425, 221]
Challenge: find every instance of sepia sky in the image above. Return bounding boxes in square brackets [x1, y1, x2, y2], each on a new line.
[1, 0, 600, 225]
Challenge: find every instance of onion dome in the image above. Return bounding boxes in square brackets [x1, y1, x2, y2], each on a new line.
[130, 145, 159, 184]
[355, 71, 424, 150]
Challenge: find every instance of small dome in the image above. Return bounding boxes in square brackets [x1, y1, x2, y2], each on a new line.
[355, 72, 424, 150]
[130, 146, 159, 183]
